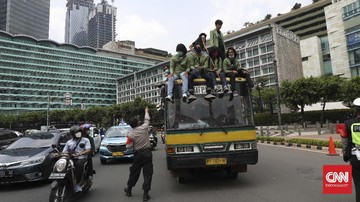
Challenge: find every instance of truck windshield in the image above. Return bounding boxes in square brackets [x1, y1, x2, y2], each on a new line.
[166, 93, 253, 130]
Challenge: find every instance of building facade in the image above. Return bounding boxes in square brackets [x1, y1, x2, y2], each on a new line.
[88, 0, 116, 49]
[225, 24, 303, 87]
[65, 0, 94, 47]
[116, 61, 169, 105]
[0, 31, 165, 113]
[0, 0, 50, 39]
[325, 0, 360, 77]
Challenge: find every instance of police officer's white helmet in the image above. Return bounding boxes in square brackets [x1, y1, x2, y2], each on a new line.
[354, 98, 360, 107]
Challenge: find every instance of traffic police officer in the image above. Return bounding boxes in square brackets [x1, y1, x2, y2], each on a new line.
[124, 107, 153, 201]
[344, 98, 360, 202]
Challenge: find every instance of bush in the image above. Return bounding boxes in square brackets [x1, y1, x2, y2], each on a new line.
[257, 137, 342, 148]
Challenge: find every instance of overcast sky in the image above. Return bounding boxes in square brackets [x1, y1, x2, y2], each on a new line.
[49, 0, 313, 54]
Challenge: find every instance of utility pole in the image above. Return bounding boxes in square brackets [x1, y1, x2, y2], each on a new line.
[273, 60, 283, 135]
[47, 93, 50, 132]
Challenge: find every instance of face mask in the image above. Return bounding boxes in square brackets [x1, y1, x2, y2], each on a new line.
[195, 47, 202, 54]
[177, 51, 183, 56]
[229, 54, 235, 59]
[75, 132, 82, 138]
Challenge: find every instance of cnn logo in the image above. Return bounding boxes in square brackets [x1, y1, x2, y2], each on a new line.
[325, 172, 349, 183]
[323, 165, 352, 194]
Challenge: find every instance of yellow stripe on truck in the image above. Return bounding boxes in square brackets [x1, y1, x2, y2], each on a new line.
[166, 130, 256, 145]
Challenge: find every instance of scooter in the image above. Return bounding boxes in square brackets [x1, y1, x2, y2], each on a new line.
[48, 145, 93, 202]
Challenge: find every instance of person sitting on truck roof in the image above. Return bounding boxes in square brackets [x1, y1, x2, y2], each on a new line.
[189, 33, 207, 55]
[187, 43, 215, 101]
[166, 44, 190, 102]
[208, 46, 229, 95]
[223, 47, 254, 97]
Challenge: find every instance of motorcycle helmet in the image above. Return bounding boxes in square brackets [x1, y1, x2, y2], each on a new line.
[70, 125, 82, 139]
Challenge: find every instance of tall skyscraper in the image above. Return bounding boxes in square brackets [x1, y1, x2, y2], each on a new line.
[88, 0, 117, 49]
[0, 0, 50, 39]
[65, 0, 94, 46]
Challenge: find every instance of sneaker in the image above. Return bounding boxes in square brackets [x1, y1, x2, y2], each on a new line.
[165, 95, 173, 102]
[223, 86, 229, 94]
[188, 94, 197, 101]
[215, 88, 222, 94]
[182, 93, 187, 102]
[205, 94, 216, 100]
[233, 91, 239, 97]
[75, 184, 82, 192]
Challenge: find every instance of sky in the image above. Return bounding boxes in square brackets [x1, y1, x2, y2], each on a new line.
[49, 0, 313, 54]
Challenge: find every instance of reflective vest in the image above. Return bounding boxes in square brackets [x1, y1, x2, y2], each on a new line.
[351, 122, 360, 146]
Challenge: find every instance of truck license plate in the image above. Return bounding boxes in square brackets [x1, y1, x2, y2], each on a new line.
[206, 158, 227, 165]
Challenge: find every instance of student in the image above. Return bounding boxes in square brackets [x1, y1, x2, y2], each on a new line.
[210, 19, 226, 59]
[208, 46, 229, 94]
[223, 47, 254, 97]
[189, 33, 207, 55]
[166, 44, 190, 102]
[187, 43, 215, 101]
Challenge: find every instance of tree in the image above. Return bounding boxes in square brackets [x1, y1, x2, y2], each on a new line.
[317, 76, 345, 126]
[341, 76, 360, 106]
[264, 14, 272, 21]
[291, 3, 302, 11]
[280, 77, 320, 126]
[261, 87, 277, 114]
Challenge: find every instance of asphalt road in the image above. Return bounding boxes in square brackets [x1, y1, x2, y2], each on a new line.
[0, 143, 356, 202]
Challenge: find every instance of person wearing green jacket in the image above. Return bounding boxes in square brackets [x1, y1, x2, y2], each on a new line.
[166, 44, 190, 102]
[210, 19, 226, 59]
[208, 46, 229, 95]
[187, 43, 215, 101]
[223, 47, 254, 97]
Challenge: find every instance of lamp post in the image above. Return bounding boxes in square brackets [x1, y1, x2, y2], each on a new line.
[273, 60, 283, 135]
[256, 82, 264, 113]
[46, 93, 50, 131]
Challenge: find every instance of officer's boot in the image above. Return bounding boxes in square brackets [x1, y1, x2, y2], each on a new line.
[124, 186, 132, 197]
[143, 190, 150, 201]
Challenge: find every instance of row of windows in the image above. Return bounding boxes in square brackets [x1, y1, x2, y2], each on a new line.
[239, 53, 274, 68]
[343, 0, 360, 20]
[0, 39, 152, 67]
[248, 65, 275, 77]
[0, 101, 113, 109]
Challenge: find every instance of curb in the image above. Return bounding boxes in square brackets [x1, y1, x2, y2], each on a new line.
[258, 140, 342, 154]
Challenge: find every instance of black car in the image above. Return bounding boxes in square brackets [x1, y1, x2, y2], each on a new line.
[0, 131, 72, 184]
[0, 129, 20, 150]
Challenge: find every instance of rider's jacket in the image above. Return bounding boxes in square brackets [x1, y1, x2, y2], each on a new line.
[345, 116, 360, 157]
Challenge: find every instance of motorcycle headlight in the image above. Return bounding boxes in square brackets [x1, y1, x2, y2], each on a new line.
[21, 156, 46, 167]
[54, 159, 67, 172]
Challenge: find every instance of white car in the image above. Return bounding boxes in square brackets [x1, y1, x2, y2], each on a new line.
[89, 127, 101, 152]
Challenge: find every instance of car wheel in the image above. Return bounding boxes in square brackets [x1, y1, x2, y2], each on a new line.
[100, 158, 107, 165]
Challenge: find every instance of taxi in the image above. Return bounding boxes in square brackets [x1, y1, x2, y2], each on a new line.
[99, 122, 133, 164]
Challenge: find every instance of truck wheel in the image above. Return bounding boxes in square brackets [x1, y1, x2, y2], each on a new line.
[226, 170, 238, 179]
[178, 177, 186, 184]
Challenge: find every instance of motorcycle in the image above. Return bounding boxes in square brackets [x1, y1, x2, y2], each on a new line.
[149, 132, 157, 150]
[48, 145, 93, 202]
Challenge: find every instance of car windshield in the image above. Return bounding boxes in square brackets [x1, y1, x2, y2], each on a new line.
[6, 133, 57, 149]
[106, 127, 131, 138]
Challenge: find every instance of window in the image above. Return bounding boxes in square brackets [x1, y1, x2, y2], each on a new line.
[302, 57, 309, 61]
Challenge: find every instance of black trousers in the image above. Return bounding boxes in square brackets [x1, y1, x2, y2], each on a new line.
[350, 156, 360, 202]
[74, 158, 86, 183]
[127, 148, 153, 191]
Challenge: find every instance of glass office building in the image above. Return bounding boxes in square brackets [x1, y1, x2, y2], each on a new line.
[0, 0, 50, 39]
[65, 0, 94, 47]
[0, 31, 163, 113]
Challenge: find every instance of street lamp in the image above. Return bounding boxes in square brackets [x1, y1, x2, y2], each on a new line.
[273, 60, 283, 135]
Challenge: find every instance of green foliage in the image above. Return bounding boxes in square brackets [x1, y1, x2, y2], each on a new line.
[341, 76, 360, 106]
[257, 136, 342, 148]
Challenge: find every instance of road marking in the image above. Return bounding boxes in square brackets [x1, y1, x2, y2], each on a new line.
[258, 142, 343, 156]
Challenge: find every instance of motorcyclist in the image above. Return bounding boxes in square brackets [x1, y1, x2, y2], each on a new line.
[149, 126, 158, 145]
[344, 98, 360, 202]
[62, 125, 91, 192]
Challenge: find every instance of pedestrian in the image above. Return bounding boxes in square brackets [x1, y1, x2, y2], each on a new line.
[210, 19, 226, 59]
[223, 47, 254, 97]
[165, 43, 190, 102]
[124, 107, 153, 201]
[344, 97, 360, 202]
[187, 43, 215, 101]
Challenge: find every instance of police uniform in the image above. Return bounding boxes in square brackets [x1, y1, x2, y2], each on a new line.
[345, 113, 360, 202]
[126, 111, 153, 194]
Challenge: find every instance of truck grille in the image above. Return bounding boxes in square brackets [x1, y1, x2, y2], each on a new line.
[202, 143, 227, 152]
